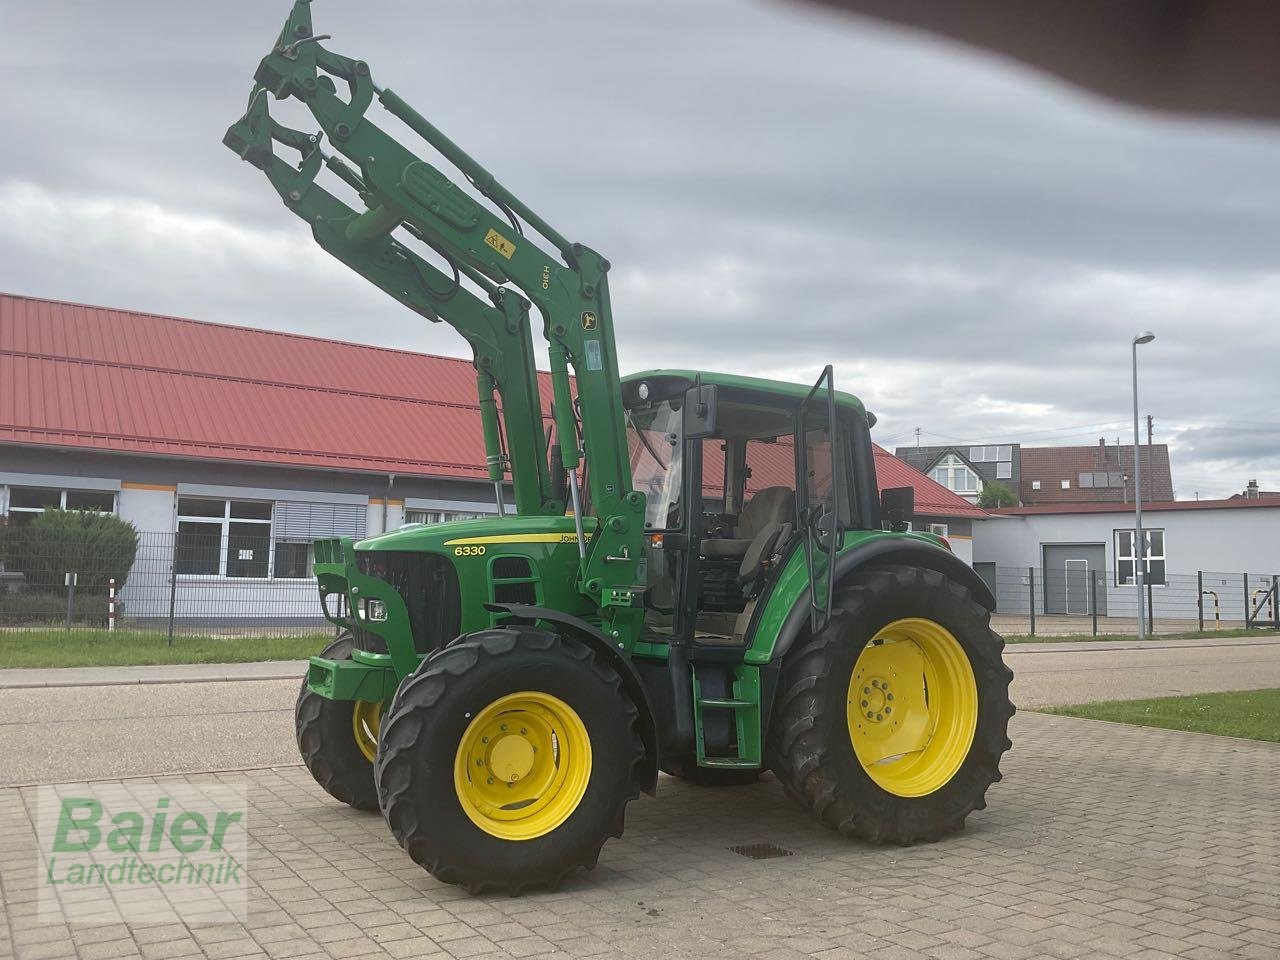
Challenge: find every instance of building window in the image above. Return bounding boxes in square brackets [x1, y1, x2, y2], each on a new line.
[404, 509, 486, 525]
[969, 446, 1012, 463]
[1031, 480, 1041, 490]
[174, 497, 364, 579]
[928, 523, 949, 537]
[1079, 471, 1125, 489]
[273, 543, 312, 579]
[1115, 528, 1166, 586]
[176, 498, 272, 578]
[1061, 480, 1071, 489]
[996, 462, 1012, 480]
[5, 486, 116, 526]
[929, 455, 981, 495]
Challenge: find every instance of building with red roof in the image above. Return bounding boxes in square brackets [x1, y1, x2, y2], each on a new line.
[1, 293, 986, 619]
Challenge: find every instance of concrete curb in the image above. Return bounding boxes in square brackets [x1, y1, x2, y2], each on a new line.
[1004, 636, 1280, 655]
[0, 660, 307, 690]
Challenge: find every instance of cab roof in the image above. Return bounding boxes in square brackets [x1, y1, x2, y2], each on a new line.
[623, 369, 869, 420]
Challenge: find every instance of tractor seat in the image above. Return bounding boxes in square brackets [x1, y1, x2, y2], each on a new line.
[701, 486, 795, 560]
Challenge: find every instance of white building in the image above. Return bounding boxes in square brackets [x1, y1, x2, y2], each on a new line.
[974, 499, 1280, 622]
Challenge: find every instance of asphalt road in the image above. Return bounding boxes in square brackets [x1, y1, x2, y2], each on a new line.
[3, 637, 1279, 787]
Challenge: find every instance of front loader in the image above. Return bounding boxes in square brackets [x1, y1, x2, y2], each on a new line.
[226, 2, 1014, 894]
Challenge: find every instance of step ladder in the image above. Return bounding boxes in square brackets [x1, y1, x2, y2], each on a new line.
[691, 664, 763, 769]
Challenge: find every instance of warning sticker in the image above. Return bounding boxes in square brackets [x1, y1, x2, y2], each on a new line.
[585, 339, 603, 371]
[483, 228, 516, 260]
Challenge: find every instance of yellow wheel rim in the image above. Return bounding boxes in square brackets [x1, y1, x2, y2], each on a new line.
[847, 618, 978, 797]
[453, 691, 592, 841]
[352, 700, 383, 764]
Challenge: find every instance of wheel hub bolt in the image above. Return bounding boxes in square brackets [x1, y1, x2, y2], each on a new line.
[861, 699, 869, 708]
[863, 687, 870, 695]
[887, 693, 894, 701]
[476, 759, 484, 766]
[866, 711, 874, 719]
[872, 680, 880, 688]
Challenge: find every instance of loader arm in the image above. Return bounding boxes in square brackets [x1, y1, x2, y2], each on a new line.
[224, 90, 557, 517]
[224, 2, 647, 634]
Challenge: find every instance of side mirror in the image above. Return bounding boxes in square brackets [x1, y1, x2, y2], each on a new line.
[881, 486, 915, 532]
[682, 383, 717, 439]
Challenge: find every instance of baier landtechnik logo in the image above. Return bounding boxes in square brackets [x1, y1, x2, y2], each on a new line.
[37, 783, 248, 924]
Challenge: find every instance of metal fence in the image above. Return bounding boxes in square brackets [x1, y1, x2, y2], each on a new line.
[2, 528, 1278, 643]
[0, 530, 334, 642]
[983, 565, 1280, 637]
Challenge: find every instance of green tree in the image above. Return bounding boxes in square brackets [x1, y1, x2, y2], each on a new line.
[978, 481, 1018, 509]
[8, 510, 140, 594]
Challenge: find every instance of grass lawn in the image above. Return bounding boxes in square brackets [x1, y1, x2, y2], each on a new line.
[1047, 688, 1280, 742]
[1003, 627, 1279, 644]
[0, 630, 331, 669]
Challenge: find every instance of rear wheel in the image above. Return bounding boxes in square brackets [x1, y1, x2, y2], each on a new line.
[375, 627, 645, 893]
[295, 634, 383, 811]
[769, 565, 1013, 843]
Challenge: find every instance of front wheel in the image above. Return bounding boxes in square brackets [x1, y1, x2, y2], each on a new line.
[768, 565, 1014, 843]
[295, 634, 383, 811]
[375, 628, 645, 894]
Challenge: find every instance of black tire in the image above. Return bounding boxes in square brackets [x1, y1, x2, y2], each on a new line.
[375, 627, 645, 894]
[660, 755, 761, 786]
[295, 633, 381, 812]
[768, 564, 1014, 843]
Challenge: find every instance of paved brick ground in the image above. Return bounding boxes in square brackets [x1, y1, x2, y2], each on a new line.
[2, 712, 1277, 960]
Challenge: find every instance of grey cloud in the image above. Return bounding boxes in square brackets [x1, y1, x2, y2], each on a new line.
[0, 0, 1277, 496]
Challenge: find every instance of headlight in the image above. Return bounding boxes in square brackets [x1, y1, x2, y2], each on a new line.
[637, 381, 649, 401]
[358, 598, 388, 622]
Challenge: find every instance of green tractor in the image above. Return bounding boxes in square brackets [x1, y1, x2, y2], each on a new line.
[226, 3, 1013, 894]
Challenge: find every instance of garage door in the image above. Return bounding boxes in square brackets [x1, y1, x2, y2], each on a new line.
[1042, 544, 1107, 616]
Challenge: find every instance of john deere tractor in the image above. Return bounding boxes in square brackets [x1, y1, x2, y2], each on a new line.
[226, 3, 1013, 894]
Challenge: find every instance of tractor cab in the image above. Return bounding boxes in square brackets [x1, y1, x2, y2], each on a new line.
[621, 370, 880, 650]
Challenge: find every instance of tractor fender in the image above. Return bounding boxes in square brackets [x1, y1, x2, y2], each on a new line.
[482, 602, 660, 794]
[770, 539, 997, 665]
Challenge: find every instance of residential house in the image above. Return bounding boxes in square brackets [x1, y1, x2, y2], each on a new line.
[894, 444, 1019, 504]
[1019, 440, 1172, 506]
[1232, 480, 1280, 500]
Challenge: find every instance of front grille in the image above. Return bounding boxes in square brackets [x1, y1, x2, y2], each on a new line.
[353, 551, 461, 655]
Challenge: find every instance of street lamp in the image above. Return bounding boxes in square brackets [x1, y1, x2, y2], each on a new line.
[1132, 331, 1155, 639]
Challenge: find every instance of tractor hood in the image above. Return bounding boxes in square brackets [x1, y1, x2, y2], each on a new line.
[355, 515, 598, 553]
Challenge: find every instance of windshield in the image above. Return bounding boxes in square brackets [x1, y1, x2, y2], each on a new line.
[626, 400, 683, 530]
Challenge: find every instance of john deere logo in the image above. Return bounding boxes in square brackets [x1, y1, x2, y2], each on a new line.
[581, 311, 597, 331]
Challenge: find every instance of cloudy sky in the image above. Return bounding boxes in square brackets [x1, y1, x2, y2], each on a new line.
[2, 0, 1278, 498]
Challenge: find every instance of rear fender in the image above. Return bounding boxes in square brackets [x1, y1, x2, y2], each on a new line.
[481, 602, 660, 794]
[769, 539, 996, 665]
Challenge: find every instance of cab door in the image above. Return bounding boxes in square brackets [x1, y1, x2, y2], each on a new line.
[796, 366, 844, 632]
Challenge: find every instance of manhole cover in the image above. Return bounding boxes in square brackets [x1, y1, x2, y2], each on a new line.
[729, 842, 795, 860]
